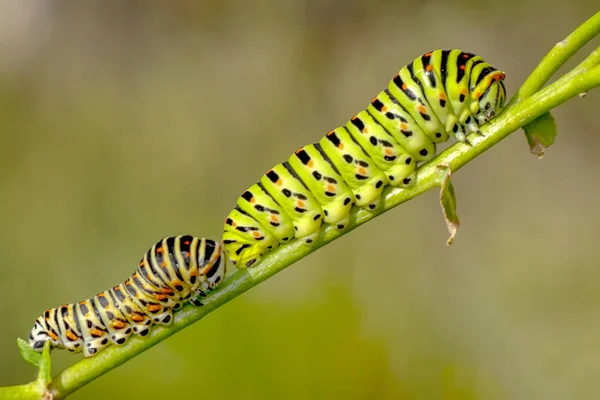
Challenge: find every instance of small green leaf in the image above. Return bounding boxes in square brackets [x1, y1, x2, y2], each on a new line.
[437, 164, 460, 245]
[523, 112, 558, 159]
[17, 338, 41, 368]
[36, 341, 52, 386]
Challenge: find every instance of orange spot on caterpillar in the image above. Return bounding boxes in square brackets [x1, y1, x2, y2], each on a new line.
[418, 105, 427, 114]
[131, 314, 145, 322]
[401, 83, 408, 90]
[270, 215, 279, 222]
[494, 73, 504, 81]
[297, 200, 305, 208]
[460, 65, 466, 70]
[358, 167, 367, 175]
[156, 247, 163, 254]
[90, 328, 104, 337]
[252, 231, 262, 239]
[161, 261, 167, 267]
[66, 331, 78, 341]
[384, 149, 393, 156]
[48, 331, 58, 340]
[276, 179, 282, 186]
[326, 184, 335, 193]
[425, 64, 433, 72]
[400, 123, 408, 130]
[424, 52, 433, 57]
[112, 320, 127, 329]
[463, 53, 470, 58]
[147, 304, 161, 312]
[327, 131, 335, 136]
[307, 160, 314, 168]
[439, 93, 446, 100]
[381, 106, 387, 112]
[338, 143, 344, 150]
[474, 92, 481, 99]
[250, 197, 255, 204]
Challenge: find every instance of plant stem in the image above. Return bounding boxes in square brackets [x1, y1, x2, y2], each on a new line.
[509, 11, 600, 105]
[44, 64, 600, 400]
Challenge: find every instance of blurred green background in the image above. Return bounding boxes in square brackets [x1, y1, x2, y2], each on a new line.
[1, 1, 599, 399]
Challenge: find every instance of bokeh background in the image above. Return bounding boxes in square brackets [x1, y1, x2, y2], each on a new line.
[1, 1, 599, 399]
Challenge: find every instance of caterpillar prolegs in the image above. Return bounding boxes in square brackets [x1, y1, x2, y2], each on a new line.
[223, 49, 506, 268]
[29, 236, 226, 357]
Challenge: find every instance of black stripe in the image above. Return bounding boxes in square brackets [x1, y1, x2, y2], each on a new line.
[294, 149, 311, 165]
[365, 109, 397, 142]
[440, 50, 449, 91]
[371, 98, 384, 111]
[475, 66, 496, 87]
[314, 142, 342, 175]
[205, 256, 222, 279]
[97, 294, 109, 308]
[89, 299, 108, 332]
[52, 308, 63, 341]
[350, 117, 365, 131]
[202, 240, 216, 266]
[282, 161, 310, 191]
[266, 169, 279, 183]
[241, 190, 253, 201]
[325, 131, 342, 147]
[71, 305, 83, 335]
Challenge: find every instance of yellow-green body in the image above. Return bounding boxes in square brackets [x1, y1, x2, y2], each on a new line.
[223, 49, 506, 268]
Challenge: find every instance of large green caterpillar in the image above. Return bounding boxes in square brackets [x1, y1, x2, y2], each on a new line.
[223, 49, 506, 268]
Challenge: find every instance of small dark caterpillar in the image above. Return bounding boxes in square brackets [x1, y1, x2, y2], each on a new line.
[29, 236, 226, 357]
[223, 49, 506, 268]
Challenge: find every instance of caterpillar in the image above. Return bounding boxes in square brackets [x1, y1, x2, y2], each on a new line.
[223, 49, 506, 268]
[29, 235, 226, 357]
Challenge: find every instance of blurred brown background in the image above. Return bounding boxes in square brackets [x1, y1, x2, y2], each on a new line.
[1, 1, 599, 399]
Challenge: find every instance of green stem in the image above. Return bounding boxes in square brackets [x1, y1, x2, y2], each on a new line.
[508, 11, 600, 105]
[0, 383, 43, 400]
[44, 64, 600, 400]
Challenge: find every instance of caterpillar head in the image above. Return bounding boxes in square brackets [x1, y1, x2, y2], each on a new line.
[473, 70, 506, 125]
